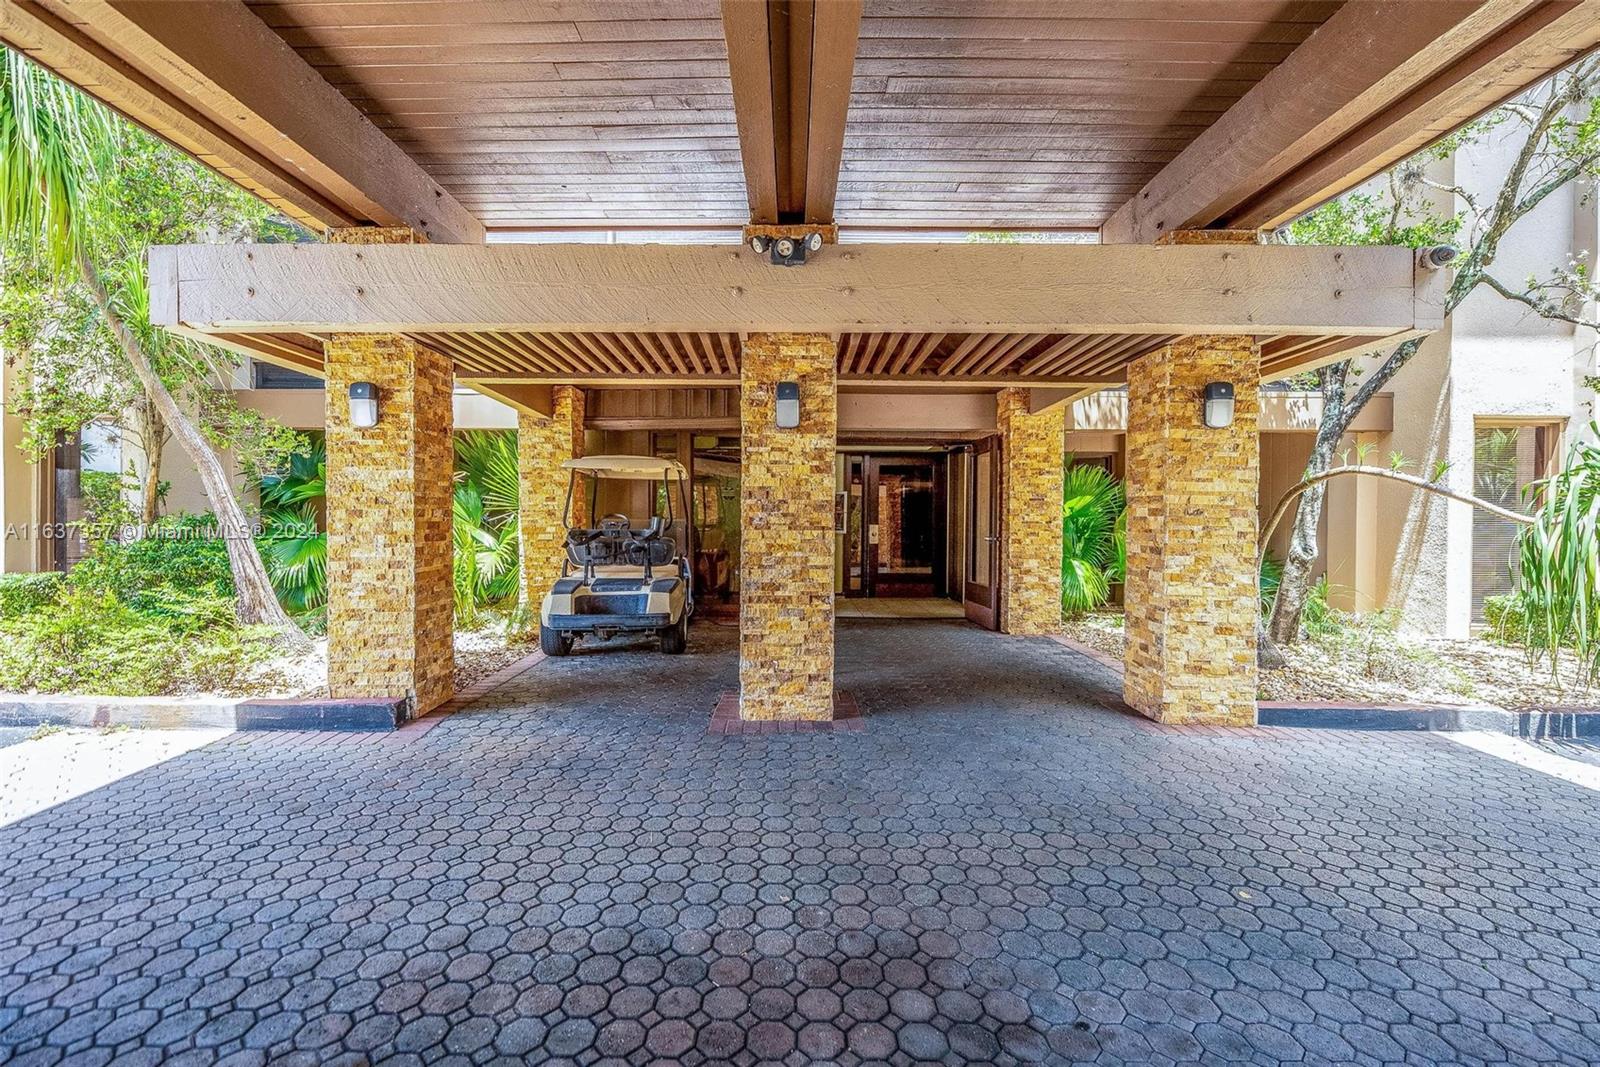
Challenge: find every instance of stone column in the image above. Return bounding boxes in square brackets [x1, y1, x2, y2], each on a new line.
[997, 389, 1066, 635]
[739, 332, 837, 720]
[324, 227, 455, 717]
[1123, 336, 1260, 725]
[517, 386, 585, 603]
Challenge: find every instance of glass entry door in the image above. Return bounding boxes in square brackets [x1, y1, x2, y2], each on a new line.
[840, 454, 946, 598]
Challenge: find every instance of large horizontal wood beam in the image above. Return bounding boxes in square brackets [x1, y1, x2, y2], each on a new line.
[0, 0, 482, 243]
[1102, 0, 1600, 242]
[150, 241, 1438, 338]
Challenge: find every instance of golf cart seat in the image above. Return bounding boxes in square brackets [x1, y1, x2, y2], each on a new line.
[564, 517, 685, 569]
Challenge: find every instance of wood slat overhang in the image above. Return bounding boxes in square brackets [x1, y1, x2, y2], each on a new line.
[153, 238, 1441, 389]
[199, 326, 1404, 392]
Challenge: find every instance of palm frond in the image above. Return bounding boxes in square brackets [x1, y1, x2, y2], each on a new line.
[1061, 462, 1126, 616]
[0, 50, 113, 272]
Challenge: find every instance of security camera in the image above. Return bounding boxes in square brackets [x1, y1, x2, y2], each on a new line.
[1417, 245, 1460, 270]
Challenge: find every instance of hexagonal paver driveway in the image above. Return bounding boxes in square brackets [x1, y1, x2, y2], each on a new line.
[4, 619, 1600, 1066]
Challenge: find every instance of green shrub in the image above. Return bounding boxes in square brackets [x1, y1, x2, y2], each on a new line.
[77, 468, 140, 540]
[0, 587, 272, 695]
[0, 571, 65, 618]
[1484, 593, 1529, 644]
[68, 513, 234, 619]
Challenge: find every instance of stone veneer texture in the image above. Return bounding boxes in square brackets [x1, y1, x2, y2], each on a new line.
[324, 331, 455, 717]
[1123, 336, 1260, 725]
[518, 386, 585, 602]
[322, 226, 452, 716]
[739, 333, 837, 720]
[997, 389, 1065, 635]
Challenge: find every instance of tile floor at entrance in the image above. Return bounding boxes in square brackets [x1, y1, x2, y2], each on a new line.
[2, 621, 1599, 1065]
[835, 597, 965, 620]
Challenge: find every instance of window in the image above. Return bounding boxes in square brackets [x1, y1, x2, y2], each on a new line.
[252, 362, 321, 390]
[1471, 422, 1561, 622]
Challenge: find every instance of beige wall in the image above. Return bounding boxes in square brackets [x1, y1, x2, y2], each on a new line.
[1, 355, 48, 572]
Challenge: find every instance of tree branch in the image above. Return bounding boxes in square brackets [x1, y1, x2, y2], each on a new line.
[1260, 465, 1533, 555]
[1481, 272, 1600, 328]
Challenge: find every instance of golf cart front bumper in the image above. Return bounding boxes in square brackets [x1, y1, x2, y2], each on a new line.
[541, 576, 687, 633]
[544, 612, 672, 632]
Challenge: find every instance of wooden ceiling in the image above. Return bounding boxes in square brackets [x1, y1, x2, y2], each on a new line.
[245, 0, 1340, 232]
[215, 329, 1376, 385]
[247, 0, 747, 227]
[838, 1, 1337, 228]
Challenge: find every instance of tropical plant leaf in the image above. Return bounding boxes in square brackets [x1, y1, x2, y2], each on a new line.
[1061, 462, 1125, 616]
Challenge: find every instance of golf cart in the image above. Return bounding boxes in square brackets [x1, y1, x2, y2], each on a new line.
[539, 455, 694, 656]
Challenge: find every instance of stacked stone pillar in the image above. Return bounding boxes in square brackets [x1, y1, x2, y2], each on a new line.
[1123, 336, 1261, 725]
[323, 227, 455, 717]
[739, 333, 837, 720]
[517, 386, 585, 603]
[997, 389, 1066, 635]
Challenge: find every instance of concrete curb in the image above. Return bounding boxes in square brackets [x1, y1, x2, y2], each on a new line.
[0, 694, 244, 731]
[0, 647, 550, 734]
[1050, 635, 1600, 736]
[237, 697, 406, 732]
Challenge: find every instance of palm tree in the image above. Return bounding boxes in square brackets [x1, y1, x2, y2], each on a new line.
[451, 431, 521, 623]
[0, 50, 299, 635]
[1061, 463, 1124, 616]
[257, 440, 327, 614]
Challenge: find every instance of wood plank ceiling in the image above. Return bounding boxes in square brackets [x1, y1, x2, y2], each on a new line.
[247, 0, 746, 227]
[213, 330, 1359, 384]
[246, 0, 1340, 233]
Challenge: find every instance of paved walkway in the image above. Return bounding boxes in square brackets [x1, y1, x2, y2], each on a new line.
[3, 620, 1600, 1065]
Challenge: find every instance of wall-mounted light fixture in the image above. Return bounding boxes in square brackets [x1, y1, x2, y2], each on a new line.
[775, 381, 801, 429]
[1202, 381, 1235, 429]
[348, 381, 379, 429]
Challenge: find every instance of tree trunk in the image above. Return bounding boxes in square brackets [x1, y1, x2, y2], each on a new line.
[135, 400, 164, 526]
[1267, 366, 1349, 646]
[78, 255, 304, 639]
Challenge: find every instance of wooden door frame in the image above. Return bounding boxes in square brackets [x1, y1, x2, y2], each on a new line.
[963, 436, 1002, 630]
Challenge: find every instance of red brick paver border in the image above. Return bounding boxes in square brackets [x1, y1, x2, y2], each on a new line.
[708, 690, 865, 734]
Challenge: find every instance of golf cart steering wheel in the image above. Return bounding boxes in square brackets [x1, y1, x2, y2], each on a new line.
[599, 513, 631, 535]
[565, 528, 603, 547]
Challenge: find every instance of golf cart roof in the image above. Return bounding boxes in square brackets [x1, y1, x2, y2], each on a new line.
[562, 455, 688, 479]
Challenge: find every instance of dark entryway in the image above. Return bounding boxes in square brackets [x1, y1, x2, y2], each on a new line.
[840, 453, 947, 599]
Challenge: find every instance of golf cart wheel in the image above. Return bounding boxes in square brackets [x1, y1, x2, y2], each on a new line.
[540, 624, 573, 657]
[660, 615, 688, 655]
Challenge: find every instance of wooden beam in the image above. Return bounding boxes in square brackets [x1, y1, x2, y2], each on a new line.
[803, 0, 862, 225]
[1, 0, 483, 242]
[458, 382, 554, 418]
[1029, 387, 1103, 416]
[1102, 0, 1600, 242]
[152, 241, 1432, 337]
[721, 0, 861, 224]
[721, 0, 780, 223]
